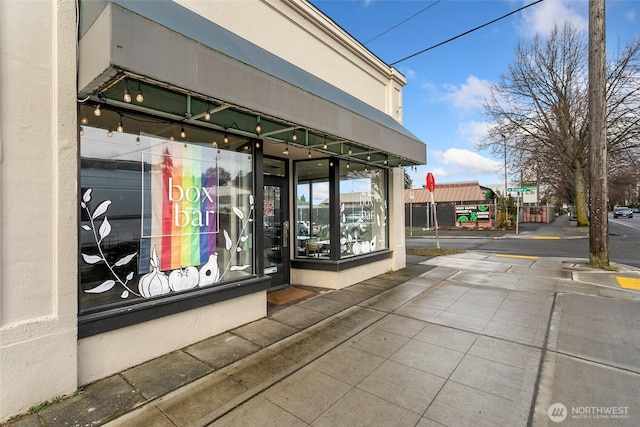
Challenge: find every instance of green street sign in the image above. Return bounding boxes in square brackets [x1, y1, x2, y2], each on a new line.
[507, 187, 532, 193]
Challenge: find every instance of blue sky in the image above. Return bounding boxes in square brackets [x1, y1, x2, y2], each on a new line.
[310, 0, 639, 189]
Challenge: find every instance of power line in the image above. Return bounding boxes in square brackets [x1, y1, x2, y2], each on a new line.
[364, 0, 442, 45]
[390, 0, 545, 66]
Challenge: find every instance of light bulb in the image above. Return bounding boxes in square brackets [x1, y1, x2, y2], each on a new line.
[135, 84, 144, 103]
[93, 105, 101, 117]
[348, 146, 352, 155]
[283, 144, 289, 155]
[117, 122, 123, 133]
[223, 134, 229, 144]
[136, 137, 140, 145]
[123, 88, 131, 103]
[346, 162, 350, 169]
[169, 136, 175, 141]
[323, 141, 328, 149]
[204, 110, 211, 121]
[79, 126, 84, 136]
[256, 124, 261, 133]
[180, 126, 186, 139]
[81, 116, 88, 125]
[255, 141, 260, 148]
[107, 129, 113, 137]
[367, 153, 371, 161]
[308, 149, 311, 158]
[292, 131, 297, 141]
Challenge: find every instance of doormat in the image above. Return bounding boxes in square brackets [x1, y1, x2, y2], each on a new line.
[267, 287, 317, 305]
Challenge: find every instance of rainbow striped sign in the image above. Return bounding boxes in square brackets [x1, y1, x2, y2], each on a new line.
[142, 141, 218, 271]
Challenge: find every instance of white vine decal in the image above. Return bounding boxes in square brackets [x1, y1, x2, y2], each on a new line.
[81, 188, 255, 299]
[220, 194, 254, 278]
[80, 188, 139, 298]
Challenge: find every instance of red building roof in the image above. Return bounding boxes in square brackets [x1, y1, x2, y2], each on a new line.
[405, 181, 487, 204]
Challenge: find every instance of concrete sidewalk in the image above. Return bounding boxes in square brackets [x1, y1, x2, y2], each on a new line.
[6, 221, 640, 426]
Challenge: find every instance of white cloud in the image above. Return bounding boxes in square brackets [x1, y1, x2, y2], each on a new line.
[402, 68, 417, 80]
[432, 148, 501, 176]
[518, 0, 587, 37]
[458, 120, 492, 148]
[442, 75, 492, 111]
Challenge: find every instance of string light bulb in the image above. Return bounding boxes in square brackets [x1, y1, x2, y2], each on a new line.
[322, 136, 328, 150]
[348, 145, 352, 155]
[255, 141, 260, 148]
[79, 126, 84, 136]
[107, 129, 113, 137]
[283, 143, 289, 155]
[135, 82, 144, 103]
[81, 116, 88, 125]
[292, 130, 297, 141]
[346, 161, 350, 169]
[255, 117, 261, 134]
[169, 135, 175, 141]
[223, 133, 229, 144]
[116, 114, 124, 133]
[180, 126, 186, 139]
[123, 87, 131, 103]
[93, 104, 102, 117]
[136, 137, 140, 145]
[204, 104, 211, 121]
[308, 149, 312, 158]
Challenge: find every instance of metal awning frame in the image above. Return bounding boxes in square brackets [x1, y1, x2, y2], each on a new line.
[79, 69, 415, 167]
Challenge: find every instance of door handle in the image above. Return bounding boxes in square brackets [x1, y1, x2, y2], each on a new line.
[283, 220, 289, 247]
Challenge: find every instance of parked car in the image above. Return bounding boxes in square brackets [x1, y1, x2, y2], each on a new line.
[613, 206, 633, 218]
[632, 207, 640, 214]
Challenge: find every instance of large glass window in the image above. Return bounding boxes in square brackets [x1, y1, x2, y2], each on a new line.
[79, 120, 254, 314]
[339, 163, 387, 258]
[295, 159, 330, 258]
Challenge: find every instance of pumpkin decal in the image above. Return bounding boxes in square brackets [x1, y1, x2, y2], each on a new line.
[199, 253, 220, 287]
[138, 247, 170, 298]
[168, 266, 199, 292]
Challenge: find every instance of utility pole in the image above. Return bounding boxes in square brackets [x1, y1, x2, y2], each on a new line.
[588, 0, 609, 267]
[501, 134, 508, 226]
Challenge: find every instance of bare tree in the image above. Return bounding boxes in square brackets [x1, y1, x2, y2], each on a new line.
[482, 23, 640, 226]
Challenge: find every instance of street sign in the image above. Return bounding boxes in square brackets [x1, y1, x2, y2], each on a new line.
[507, 187, 532, 193]
[426, 173, 436, 192]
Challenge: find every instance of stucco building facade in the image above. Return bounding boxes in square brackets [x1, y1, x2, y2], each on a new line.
[0, 0, 425, 419]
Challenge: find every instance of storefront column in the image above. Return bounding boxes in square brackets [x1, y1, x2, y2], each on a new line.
[0, 0, 79, 418]
[388, 167, 407, 271]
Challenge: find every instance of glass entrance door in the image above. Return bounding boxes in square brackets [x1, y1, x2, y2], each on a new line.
[263, 176, 289, 288]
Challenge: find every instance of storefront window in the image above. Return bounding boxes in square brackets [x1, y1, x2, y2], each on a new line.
[79, 125, 254, 313]
[295, 159, 330, 258]
[339, 162, 387, 258]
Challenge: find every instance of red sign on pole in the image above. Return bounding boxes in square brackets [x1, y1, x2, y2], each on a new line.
[426, 172, 436, 192]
